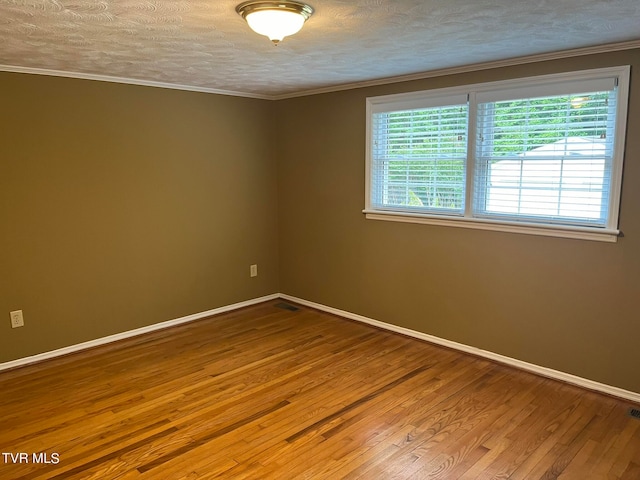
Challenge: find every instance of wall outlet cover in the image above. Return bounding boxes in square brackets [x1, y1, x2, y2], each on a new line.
[10, 310, 24, 328]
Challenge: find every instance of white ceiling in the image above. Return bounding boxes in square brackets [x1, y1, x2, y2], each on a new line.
[1, 0, 639, 99]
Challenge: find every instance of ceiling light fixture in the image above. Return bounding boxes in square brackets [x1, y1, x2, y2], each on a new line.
[236, 1, 314, 45]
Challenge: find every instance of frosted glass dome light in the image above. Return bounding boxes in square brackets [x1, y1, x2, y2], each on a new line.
[236, 1, 314, 45]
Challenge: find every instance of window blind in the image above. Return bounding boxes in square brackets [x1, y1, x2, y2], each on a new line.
[473, 88, 617, 226]
[371, 102, 469, 214]
[365, 66, 629, 241]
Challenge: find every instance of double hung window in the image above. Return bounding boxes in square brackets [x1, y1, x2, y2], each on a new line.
[365, 67, 630, 242]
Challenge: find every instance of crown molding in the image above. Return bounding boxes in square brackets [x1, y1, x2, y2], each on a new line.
[1, 39, 639, 101]
[272, 39, 640, 100]
[0, 64, 273, 100]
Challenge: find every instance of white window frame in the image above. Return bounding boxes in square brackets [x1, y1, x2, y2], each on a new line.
[364, 66, 630, 242]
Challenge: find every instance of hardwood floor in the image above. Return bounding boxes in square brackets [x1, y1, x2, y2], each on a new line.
[1, 300, 639, 479]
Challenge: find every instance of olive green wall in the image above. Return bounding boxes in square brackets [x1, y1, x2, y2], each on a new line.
[2, 49, 639, 394]
[276, 49, 640, 393]
[0, 73, 279, 362]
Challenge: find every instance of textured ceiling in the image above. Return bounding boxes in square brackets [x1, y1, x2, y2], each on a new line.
[1, 0, 639, 98]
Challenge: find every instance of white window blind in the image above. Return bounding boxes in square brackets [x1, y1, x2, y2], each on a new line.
[473, 88, 617, 227]
[365, 66, 630, 242]
[371, 101, 469, 214]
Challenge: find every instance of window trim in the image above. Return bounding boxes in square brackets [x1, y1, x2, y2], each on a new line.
[364, 66, 630, 242]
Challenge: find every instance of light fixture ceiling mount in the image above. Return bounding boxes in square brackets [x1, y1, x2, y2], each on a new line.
[236, 1, 314, 45]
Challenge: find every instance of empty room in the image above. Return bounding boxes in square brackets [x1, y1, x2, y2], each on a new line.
[1, 1, 639, 478]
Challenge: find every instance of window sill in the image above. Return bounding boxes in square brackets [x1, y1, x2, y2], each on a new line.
[363, 210, 620, 243]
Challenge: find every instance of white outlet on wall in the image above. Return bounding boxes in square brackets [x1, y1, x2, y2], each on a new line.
[250, 264, 258, 277]
[10, 310, 24, 328]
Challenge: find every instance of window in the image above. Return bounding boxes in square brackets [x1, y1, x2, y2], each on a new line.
[365, 67, 630, 242]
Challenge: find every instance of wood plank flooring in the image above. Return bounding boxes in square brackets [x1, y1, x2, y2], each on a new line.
[1, 300, 639, 479]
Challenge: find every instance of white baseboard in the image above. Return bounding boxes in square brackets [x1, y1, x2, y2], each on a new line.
[3, 291, 638, 404]
[279, 294, 640, 404]
[0, 293, 280, 373]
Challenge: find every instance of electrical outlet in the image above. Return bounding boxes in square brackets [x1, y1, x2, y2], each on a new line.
[250, 264, 258, 277]
[10, 310, 24, 328]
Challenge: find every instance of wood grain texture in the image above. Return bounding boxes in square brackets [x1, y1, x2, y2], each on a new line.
[0, 301, 638, 479]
